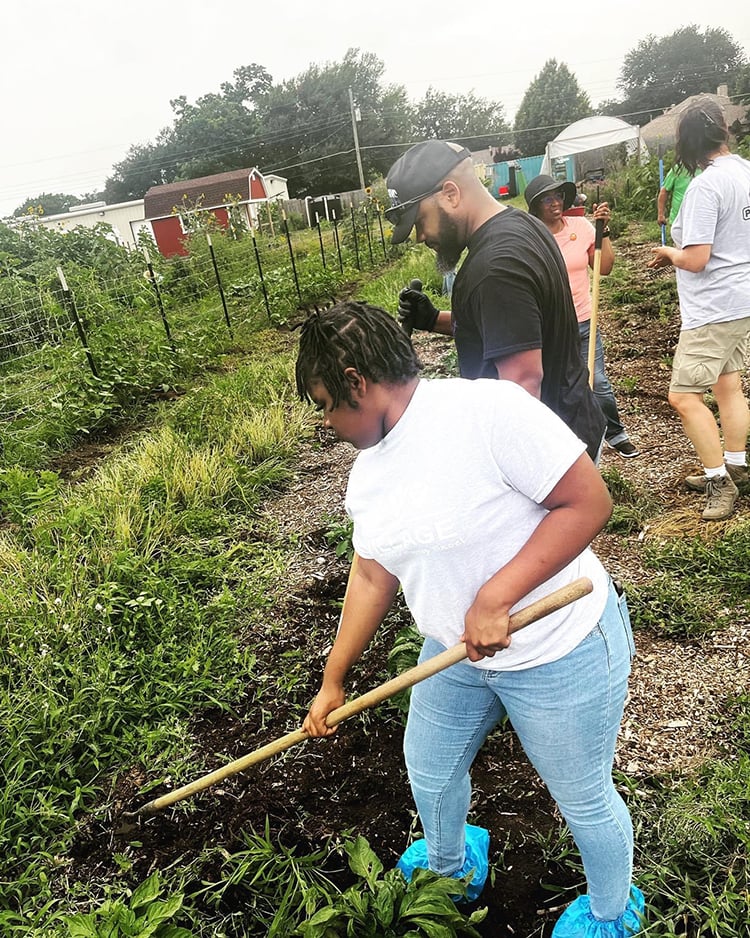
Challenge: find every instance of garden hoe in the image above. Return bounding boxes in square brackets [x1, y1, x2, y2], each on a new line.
[123, 577, 592, 823]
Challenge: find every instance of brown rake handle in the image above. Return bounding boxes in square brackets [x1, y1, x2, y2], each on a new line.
[131, 577, 593, 816]
[587, 217, 605, 387]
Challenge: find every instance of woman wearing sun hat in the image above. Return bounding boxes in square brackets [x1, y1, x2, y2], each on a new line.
[526, 174, 639, 459]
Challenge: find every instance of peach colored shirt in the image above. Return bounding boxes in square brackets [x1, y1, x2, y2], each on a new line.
[552, 216, 595, 323]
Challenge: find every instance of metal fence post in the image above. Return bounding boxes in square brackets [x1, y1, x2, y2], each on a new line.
[206, 233, 233, 338]
[56, 266, 99, 377]
[143, 250, 175, 352]
[363, 206, 374, 266]
[251, 227, 272, 322]
[377, 208, 387, 260]
[332, 210, 343, 273]
[282, 210, 302, 301]
[349, 205, 361, 271]
[316, 220, 326, 270]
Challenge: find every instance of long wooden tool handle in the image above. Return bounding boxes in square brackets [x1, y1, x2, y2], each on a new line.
[132, 577, 593, 816]
[587, 217, 605, 387]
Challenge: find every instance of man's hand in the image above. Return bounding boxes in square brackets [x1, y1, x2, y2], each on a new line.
[303, 681, 345, 737]
[398, 287, 439, 334]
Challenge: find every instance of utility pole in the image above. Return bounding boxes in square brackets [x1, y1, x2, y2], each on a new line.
[349, 86, 366, 191]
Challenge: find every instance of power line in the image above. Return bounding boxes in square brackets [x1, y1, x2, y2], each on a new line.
[1, 54, 748, 209]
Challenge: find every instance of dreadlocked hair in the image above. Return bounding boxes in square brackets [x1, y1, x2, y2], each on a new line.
[295, 300, 422, 407]
[676, 100, 729, 175]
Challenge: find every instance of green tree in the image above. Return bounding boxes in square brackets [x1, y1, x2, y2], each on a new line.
[730, 63, 750, 106]
[12, 192, 83, 217]
[513, 60, 591, 157]
[412, 87, 510, 148]
[165, 63, 272, 179]
[616, 26, 748, 120]
[103, 64, 272, 202]
[104, 139, 174, 203]
[255, 48, 411, 195]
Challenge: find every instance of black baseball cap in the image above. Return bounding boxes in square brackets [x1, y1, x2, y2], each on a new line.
[385, 140, 472, 243]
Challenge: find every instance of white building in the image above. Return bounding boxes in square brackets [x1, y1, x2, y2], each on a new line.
[19, 199, 147, 249]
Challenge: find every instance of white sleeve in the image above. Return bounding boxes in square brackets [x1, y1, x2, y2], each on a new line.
[678, 183, 719, 247]
[489, 381, 586, 503]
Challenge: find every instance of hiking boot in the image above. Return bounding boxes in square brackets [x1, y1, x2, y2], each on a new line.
[702, 474, 739, 521]
[609, 439, 640, 458]
[686, 463, 748, 492]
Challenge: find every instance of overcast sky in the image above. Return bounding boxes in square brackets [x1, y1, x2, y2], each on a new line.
[2, 0, 748, 218]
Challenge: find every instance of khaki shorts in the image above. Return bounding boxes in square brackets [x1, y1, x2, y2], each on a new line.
[670, 317, 750, 393]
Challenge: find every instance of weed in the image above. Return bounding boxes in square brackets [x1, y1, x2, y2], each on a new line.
[192, 819, 339, 937]
[634, 524, 750, 638]
[323, 515, 354, 563]
[385, 621, 423, 715]
[62, 872, 194, 938]
[601, 466, 659, 535]
[630, 737, 750, 937]
[0, 466, 60, 523]
[297, 836, 487, 937]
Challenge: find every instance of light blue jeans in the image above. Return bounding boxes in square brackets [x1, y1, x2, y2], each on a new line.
[578, 319, 629, 447]
[404, 581, 634, 922]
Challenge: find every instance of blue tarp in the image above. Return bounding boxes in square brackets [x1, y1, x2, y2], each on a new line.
[488, 155, 573, 198]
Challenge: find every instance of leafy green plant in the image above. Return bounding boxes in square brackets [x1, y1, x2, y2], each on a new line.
[64, 873, 194, 938]
[193, 820, 339, 937]
[324, 515, 354, 562]
[0, 466, 60, 522]
[386, 623, 423, 714]
[630, 723, 750, 938]
[297, 836, 487, 937]
[633, 525, 750, 638]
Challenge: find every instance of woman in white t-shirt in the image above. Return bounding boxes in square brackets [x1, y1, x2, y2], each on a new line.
[296, 300, 645, 937]
[649, 99, 750, 521]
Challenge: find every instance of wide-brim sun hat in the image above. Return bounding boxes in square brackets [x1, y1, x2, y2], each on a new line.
[524, 174, 577, 212]
[385, 140, 472, 243]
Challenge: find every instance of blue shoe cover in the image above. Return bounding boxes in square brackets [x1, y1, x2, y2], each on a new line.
[396, 823, 489, 901]
[552, 886, 645, 937]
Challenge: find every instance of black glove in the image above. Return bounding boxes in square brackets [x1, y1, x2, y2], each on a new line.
[397, 280, 439, 335]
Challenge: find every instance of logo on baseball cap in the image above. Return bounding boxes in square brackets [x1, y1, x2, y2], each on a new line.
[385, 141, 472, 243]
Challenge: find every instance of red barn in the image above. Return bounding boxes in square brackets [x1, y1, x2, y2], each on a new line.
[143, 168, 285, 257]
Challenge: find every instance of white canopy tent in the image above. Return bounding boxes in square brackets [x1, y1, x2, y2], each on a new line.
[540, 116, 649, 176]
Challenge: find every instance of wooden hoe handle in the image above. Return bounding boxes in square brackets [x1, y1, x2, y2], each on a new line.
[131, 577, 593, 816]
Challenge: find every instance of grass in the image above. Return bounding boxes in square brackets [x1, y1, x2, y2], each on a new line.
[626, 517, 750, 639]
[2, 230, 749, 935]
[0, 218, 393, 470]
[0, 341, 311, 927]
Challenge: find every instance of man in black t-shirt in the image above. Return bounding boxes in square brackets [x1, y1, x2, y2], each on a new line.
[386, 140, 605, 462]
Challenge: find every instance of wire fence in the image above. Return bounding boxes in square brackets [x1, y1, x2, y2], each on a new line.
[0, 206, 393, 465]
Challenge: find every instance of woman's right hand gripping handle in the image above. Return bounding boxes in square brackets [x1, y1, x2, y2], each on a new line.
[303, 682, 346, 737]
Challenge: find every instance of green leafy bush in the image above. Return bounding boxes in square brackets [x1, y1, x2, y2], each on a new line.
[297, 836, 487, 937]
[64, 873, 194, 938]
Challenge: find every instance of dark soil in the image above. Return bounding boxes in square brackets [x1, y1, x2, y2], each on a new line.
[62, 232, 750, 937]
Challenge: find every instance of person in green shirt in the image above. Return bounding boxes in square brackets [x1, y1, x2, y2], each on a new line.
[657, 163, 701, 236]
